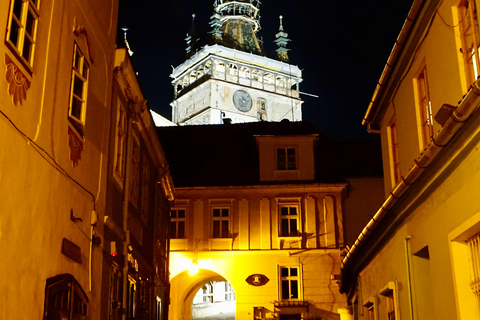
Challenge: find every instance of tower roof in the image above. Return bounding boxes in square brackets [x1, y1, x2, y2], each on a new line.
[210, 0, 263, 54]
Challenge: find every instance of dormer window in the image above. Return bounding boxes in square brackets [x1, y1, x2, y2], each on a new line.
[277, 147, 296, 170]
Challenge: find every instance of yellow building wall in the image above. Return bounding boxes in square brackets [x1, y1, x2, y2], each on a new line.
[169, 184, 348, 320]
[0, 0, 118, 319]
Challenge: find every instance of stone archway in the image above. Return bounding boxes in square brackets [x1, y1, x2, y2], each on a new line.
[170, 268, 236, 320]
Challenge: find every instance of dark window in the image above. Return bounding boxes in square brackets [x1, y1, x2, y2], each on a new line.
[212, 208, 230, 238]
[277, 148, 296, 170]
[43, 274, 88, 320]
[280, 206, 299, 237]
[170, 209, 186, 239]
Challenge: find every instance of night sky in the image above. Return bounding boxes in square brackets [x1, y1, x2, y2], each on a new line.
[117, 1, 413, 140]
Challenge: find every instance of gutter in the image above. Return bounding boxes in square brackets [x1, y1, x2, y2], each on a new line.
[343, 79, 480, 269]
[362, 0, 425, 131]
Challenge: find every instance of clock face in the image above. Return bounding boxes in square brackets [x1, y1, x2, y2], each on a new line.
[233, 90, 253, 112]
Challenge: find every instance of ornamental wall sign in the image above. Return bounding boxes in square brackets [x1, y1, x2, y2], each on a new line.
[5, 54, 31, 106]
[246, 274, 269, 286]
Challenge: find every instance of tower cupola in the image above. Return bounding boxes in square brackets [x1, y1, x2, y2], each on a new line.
[209, 0, 262, 54]
[274, 15, 290, 62]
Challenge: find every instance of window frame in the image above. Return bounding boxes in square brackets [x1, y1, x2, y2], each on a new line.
[387, 117, 401, 188]
[43, 273, 88, 320]
[278, 265, 302, 301]
[6, 0, 39, 70]
[458, 0, 480, 87]
[379, 282, 398, 320]
[170, 208, 187, 239]
[211, 207, 231, 238]
[276, 146, 297, 171]
[277, 198, 301, 238]
[363, 296, 377, 320]
[414, 65, 434, 149]
[68, 42, 90, 136]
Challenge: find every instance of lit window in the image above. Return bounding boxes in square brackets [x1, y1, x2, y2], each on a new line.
[113, 101, 127, 184]
[212, 208, 230, 238]
[170, 208, 186, 239]
[280, 266, 300, 300]
[279, 205, 299, 237]
[277, 147, 296, 170]
[43, 274, 88, 320]
[380, 282, 397, 320]
[6, 0, 39, 67]
[415, 66, 434, 148]
[387, 118, 400, 187]
[69, 43, 89, 135]
[459, 0, 480, 86]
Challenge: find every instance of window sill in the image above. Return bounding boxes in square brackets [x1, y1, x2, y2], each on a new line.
[208, 238, 233, 250]
[170, 238, 188, 251]
[5, 42, 34, 75]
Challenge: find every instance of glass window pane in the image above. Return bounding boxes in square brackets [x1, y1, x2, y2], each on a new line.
[71, 97, 83, 120]
[213, 220, 220, 238]
[290, 207, 297, 215]
[290, 220, 297, 235]
[290, 268, 298, 276]
[74, 50, 81, 70]
[12, 0, 22, 19]
[9, 20, 20, 46]
[281, 280, 290, 300]
[287, 148, 296, 169]
[280, 207, 289, 215]
[169, 222, 176, 238]
[25, 10, 35, 36]
[178, 209, 185, 218]
[213, 208, 220, 217]
[178, 221, 185, 238]
[83, 62, 89, 78]
[221, 220, 229, 238]
[277, 148, 286, 170]
[281, 219, 289, 236]
[290, 280, 298, 298]
[73, 76, 84, 98]
[171, 210, 177, 218]
[22, 38, 32, 61]
[222, 208, 229, 217]
[281, 267, 289, 277]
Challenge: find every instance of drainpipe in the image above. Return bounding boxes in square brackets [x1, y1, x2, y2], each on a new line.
[404, 237, 414, 320]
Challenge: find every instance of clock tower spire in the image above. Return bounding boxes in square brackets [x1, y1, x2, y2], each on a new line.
[169, 1, 304, 126]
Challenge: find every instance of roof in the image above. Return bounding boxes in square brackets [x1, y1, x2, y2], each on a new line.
[156, 121, 382, 188]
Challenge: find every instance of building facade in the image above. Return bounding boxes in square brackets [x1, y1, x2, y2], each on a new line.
[158, 121, 383, 320]
[341, 0, 480, 319]
[100, 48, 175, 320]
[170, 0, 303, 126]
[0, 0, 118, 319]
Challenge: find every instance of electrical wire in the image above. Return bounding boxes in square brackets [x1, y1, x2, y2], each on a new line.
[0, 108, 96, 203]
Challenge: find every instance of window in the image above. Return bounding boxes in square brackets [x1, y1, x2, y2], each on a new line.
[363, 297, 376, 320]
[113, 100, 127, 184]
[467, 233, 480, 315]
[108, 265, 123, 320]
[277, 147, 296, 170]
[380, 282, 397, 320]
[279, 205, 299, 237]
[43, 274, 88, 320]
[459, 0, 480, 86]
[69, 43, 90, 135]
[6, 0, 39, 67]
[280, 266, 300, 300]
[415, 66, 434, 148]
[170, 208, 186, 239]
[129, 133, 140, 206]
[212, 208, 230, 238]
[127, 277, 136, 319]
[387, 118, 400, 187]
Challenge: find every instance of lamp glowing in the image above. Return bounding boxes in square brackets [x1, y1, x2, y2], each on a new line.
[188, 258, 199, 276]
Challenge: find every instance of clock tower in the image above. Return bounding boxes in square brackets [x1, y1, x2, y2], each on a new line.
[170, 0, 303, 125]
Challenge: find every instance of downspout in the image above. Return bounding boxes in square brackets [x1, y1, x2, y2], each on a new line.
[343, 79, 480, 267]
[405, 237, 414, 320]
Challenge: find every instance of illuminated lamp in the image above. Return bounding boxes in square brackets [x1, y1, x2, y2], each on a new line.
[188, 258, 199, 276]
